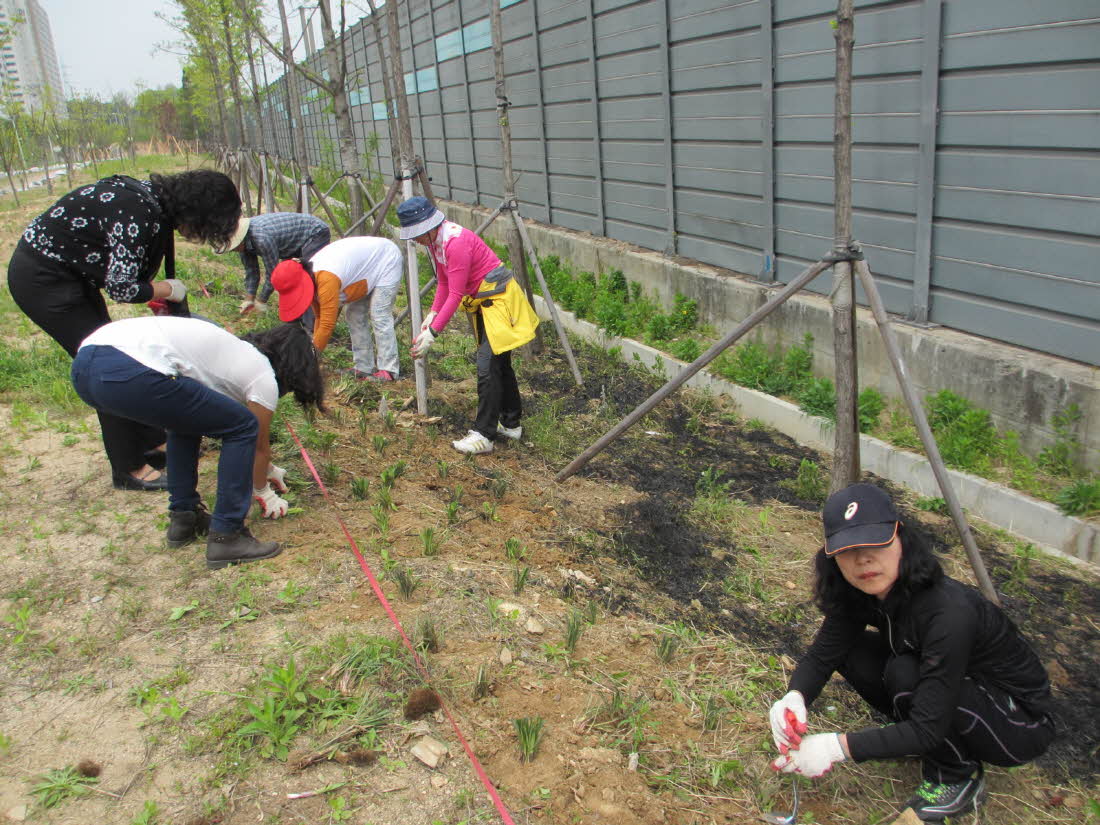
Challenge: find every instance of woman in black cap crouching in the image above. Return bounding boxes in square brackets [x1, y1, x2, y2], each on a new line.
[768, 483, 1053, 822]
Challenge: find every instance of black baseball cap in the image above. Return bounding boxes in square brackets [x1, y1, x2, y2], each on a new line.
[823, 483, 900, 556]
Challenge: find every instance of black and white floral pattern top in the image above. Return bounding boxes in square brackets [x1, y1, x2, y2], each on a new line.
[19, 175, 171, 303]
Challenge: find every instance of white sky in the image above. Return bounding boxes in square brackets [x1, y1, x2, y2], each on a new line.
[37, 0, 361, 100]
[40, 0, 185, 98]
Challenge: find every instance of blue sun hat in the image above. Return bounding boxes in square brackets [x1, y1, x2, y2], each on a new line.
[397, 196, 445, 240]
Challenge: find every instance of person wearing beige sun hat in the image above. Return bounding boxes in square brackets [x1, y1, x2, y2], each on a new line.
[767, 482, 1053, 822]
[215, 212, 332, 316]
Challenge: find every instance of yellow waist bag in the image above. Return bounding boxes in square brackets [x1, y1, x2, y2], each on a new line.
[461, 267, 540, 355]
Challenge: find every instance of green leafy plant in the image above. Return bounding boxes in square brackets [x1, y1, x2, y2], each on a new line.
[371, 434, 388, 455]
[513, 716, 544, 763]
[670, 337, 703, 362]
[564, 610, 584, 655]
[489, 476, 509, 499]
[415, 615, 441, 653]
[656, 633, 679, 664]
[1055, 477, 1100, 517]
[444, 500, 461, 525]
[370, 504, 391, 536]
[450, 484, 464, 504]
[31, 766, 98, 809]
[436, 459, 449, 478]
[915, 496, 947, 514]
[320, 460, 341, 486]
[504, 537, 527, 561]
[797, 377, 836, 420]
[1040, 404, 1082, 476]
[857, 386, 886, 432]
[512, 565, 530, 596]
[129, 800, 161, 825]
[473, 664, 490, 700]
[390, 566, 420, 601]
[781, 458, 828, 503]
[350, 477, 370, 501]
[480, 501, 500, 522]
[375, 486, 396, 512]
[420, 527, 441, 557]
[237, 696, 306, 760]
[380, 460, 408, 488]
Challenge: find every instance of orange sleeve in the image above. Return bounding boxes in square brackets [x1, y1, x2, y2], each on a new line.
[312, 270, 342, 352]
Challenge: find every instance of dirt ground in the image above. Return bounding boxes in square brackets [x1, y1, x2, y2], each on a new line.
[0, 165, 1098, 825]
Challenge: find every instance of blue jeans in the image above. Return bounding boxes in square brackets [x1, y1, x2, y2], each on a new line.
[71, 345, 259, 534]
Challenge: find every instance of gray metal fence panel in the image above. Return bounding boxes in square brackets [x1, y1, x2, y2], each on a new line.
[249, 0, 1099, 365]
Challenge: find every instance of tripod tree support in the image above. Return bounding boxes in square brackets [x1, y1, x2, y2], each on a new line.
[555, 256, 832, 483]
[853, 258, 999, 604]
[509, 203, 583, 386]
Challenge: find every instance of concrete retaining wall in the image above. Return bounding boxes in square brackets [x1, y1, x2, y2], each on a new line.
[443, 201, 1100, 472]
[527, 294, 1100, 568]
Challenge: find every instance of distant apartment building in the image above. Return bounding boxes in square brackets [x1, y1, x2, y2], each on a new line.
[0, 0, 64, 114]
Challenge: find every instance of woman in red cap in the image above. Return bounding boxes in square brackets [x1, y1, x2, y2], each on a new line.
[269, 236, 404, 381]
[769, 483, 1053, 822]
[397, 196, 539, 455]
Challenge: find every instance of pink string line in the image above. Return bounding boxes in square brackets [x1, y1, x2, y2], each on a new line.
[284, 418, 516, 825]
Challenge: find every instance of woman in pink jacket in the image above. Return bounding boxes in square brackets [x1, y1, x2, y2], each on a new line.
[398, 197, 538, 455]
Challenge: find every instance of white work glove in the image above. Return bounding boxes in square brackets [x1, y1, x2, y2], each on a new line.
[266, 463, 288, 494]
[419, 311, 437, 334]
[410, 326, 436, 359]
[772, 732, 846, 778]
[253, 299, 268, 314]
[164, 279, 187, 303]
[769, 690, 809, 752]
[253, 484, 289, 519]
[239, 298, 255, 315]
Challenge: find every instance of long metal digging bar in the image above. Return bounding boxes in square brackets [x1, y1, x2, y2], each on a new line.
[555, 257, 832, 483]
[759, 777, 799, 824]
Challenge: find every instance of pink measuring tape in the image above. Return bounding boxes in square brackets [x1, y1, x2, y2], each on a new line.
[284, 419, 517, 825]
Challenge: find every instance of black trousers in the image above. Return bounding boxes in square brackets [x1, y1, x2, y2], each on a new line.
[7, 243, 165, 476]
[471, 310, 521, 441]
[840, 630, 1055, 783]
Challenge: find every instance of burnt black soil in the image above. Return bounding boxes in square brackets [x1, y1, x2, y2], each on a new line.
[518, 336, 1100, 782]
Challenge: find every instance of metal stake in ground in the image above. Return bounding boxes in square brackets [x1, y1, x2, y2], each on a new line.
[852, 257, 999, 605]
[555, 257, 832, 483]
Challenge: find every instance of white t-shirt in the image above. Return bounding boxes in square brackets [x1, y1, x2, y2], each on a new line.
[79, 316, 280, 411]
[309, 236, 403, 291]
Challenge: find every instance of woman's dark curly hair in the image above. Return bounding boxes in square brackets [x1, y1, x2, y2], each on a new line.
[813, 520, 943, 618]
[150, 170, 241, 250]
[243, 323, 325, 411]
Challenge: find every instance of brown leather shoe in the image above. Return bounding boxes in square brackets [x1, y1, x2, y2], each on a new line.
[205, 527, 282, 570]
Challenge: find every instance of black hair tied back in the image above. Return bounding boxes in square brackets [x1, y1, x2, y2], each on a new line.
[243, 323, 326, 412]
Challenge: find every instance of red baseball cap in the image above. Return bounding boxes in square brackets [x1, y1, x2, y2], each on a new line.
[270, 259, 315, 322]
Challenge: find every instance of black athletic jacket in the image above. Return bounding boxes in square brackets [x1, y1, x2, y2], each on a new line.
[789, 576, 1051, 762]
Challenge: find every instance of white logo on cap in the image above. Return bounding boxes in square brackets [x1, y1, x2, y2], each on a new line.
[844, 502, 858, 520]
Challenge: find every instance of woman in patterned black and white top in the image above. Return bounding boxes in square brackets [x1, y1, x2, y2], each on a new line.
[6, 169, 241, 491]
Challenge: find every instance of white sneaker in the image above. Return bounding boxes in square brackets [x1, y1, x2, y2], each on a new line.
[497, 423, 523, 440]
[452, 430, 493, 455]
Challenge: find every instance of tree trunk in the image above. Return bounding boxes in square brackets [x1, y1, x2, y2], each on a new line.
[830, 0, 860, 493]
[365, 0, 402, 174]
[383, 0, 416, 168]
[276, 0, 310, 173]
[490, 0, 542, 353]
[318, 1, 363, 228]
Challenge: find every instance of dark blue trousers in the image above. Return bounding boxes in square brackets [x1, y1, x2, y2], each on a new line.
[71, 345, 259, 534]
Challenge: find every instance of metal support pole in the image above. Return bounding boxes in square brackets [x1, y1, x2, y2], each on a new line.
[556, 258, 833, 483]
[510, 205, 583, 387]
[853, 258, 999, 604]
[370, 178, 402, 236]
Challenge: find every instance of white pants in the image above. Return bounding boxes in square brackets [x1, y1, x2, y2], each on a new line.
[344, 280, 401, 376]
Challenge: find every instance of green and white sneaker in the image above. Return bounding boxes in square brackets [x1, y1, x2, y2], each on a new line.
[904, 769, 986, 821]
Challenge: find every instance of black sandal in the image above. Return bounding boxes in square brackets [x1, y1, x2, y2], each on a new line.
[112, 468, 168, 491]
